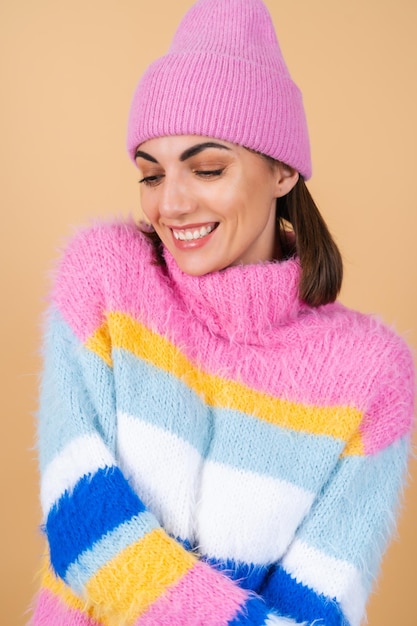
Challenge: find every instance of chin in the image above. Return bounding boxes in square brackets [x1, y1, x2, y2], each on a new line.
[173, 256, 225, 277]
[177, 263, 215, 277]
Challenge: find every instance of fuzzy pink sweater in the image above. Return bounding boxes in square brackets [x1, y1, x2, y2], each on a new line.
[31, 221, 415, 626]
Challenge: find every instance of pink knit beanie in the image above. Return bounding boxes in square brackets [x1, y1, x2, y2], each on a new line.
[127, 0, 312, 179]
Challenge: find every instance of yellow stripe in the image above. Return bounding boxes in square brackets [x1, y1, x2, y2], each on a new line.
[85, 528, 196, 622]
[42, 559, 84, 611]
[86, 312, 364, 454]
[342, 431, 364, 456]
[85, 323, 113, 367]
[40, 555, 108, 625]
[40, 530, 196, 624]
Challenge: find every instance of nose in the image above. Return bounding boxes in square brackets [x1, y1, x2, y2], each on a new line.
[158, 175, 195, 220]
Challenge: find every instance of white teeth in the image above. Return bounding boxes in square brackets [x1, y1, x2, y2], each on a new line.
[173, 224, 215, 241]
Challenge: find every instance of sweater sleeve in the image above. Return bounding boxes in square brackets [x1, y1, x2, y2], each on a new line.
[260, 335, 415, 626]
[36, 226, 282, 626]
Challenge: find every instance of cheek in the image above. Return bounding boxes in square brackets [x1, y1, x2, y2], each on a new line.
[140, 192, 157, 222]
[212, 181, 247, 218]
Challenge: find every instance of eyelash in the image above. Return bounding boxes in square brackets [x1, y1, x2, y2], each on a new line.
[193, 168, 224, 178]
[138, 169, 225, 187]
[138, 175, 163, 187]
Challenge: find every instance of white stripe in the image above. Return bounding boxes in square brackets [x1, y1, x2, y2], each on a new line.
[40, 433, 115, 517]
[197, 461, 314, 564]
[282, 538, 366, 626]
[117, 412, 203, 541]
[266, 617, 305, 626]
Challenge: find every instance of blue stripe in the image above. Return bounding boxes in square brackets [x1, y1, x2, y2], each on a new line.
[228, 594, 270, 626]
[262, 566, 348, 626]
[66, 511, 159, 592]
[46, 466, 146, 578]
[176, 536, 195, 552]
[204, 556, 269, 592]
[114, 348, 342, 493]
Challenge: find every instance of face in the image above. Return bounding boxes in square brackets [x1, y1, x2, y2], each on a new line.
[135, 135, 298, 276]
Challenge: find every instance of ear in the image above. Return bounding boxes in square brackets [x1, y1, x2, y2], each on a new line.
[273, 162, 299, 198]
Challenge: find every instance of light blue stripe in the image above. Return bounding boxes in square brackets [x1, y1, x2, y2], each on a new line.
[296, 435, 409, 590]
[65, 510, 159, 593]
[113, 348, 343, 493]
[209, 409, 342, 493]
[38, 308, 116, 472]
[113, 348, 212, 457]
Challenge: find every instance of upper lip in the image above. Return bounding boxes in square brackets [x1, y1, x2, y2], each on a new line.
[168, 222, 218, 230]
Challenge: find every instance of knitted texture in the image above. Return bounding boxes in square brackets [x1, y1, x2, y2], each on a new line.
[30, 222, 414, 626]
[126, 0, 312, 179]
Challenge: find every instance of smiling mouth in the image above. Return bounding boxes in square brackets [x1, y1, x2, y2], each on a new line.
[172, 224, 218, 241]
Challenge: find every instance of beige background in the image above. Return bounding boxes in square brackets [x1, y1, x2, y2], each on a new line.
[1, 1, 416, 624]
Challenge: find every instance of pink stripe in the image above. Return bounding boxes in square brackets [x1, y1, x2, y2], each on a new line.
[30, 588, 102, 626]
[137, 274, 414, 452]
[53, 221, 147, 342]
[135, 561, 248, 626]
[360, 347, 414, 454]
[362, 419, 412, 455]
[53, 222, 414, 453]
[136, 289, 413, 452]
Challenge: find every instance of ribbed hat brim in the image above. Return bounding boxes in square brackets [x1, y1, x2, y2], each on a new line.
[127, 52, 311, 179]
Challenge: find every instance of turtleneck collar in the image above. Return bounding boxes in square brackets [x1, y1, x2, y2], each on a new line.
[164, 249, 304, 345]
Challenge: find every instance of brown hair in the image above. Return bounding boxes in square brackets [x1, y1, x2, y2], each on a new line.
[140, 176, 343, 308]
[276, 176, 343, 306]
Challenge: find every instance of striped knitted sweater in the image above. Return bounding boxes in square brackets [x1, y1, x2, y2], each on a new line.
[31, 221, 414, 626]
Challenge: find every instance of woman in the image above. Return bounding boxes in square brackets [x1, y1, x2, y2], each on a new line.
[31, 0, 415, 625]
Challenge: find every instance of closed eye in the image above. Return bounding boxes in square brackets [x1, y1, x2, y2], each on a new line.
[194, 168, 224, 178]
[138, 175, 165, 187]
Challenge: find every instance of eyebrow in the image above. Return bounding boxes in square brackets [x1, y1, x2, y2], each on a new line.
[135, 141, 231, 163]
[179, 142, 231, 161]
